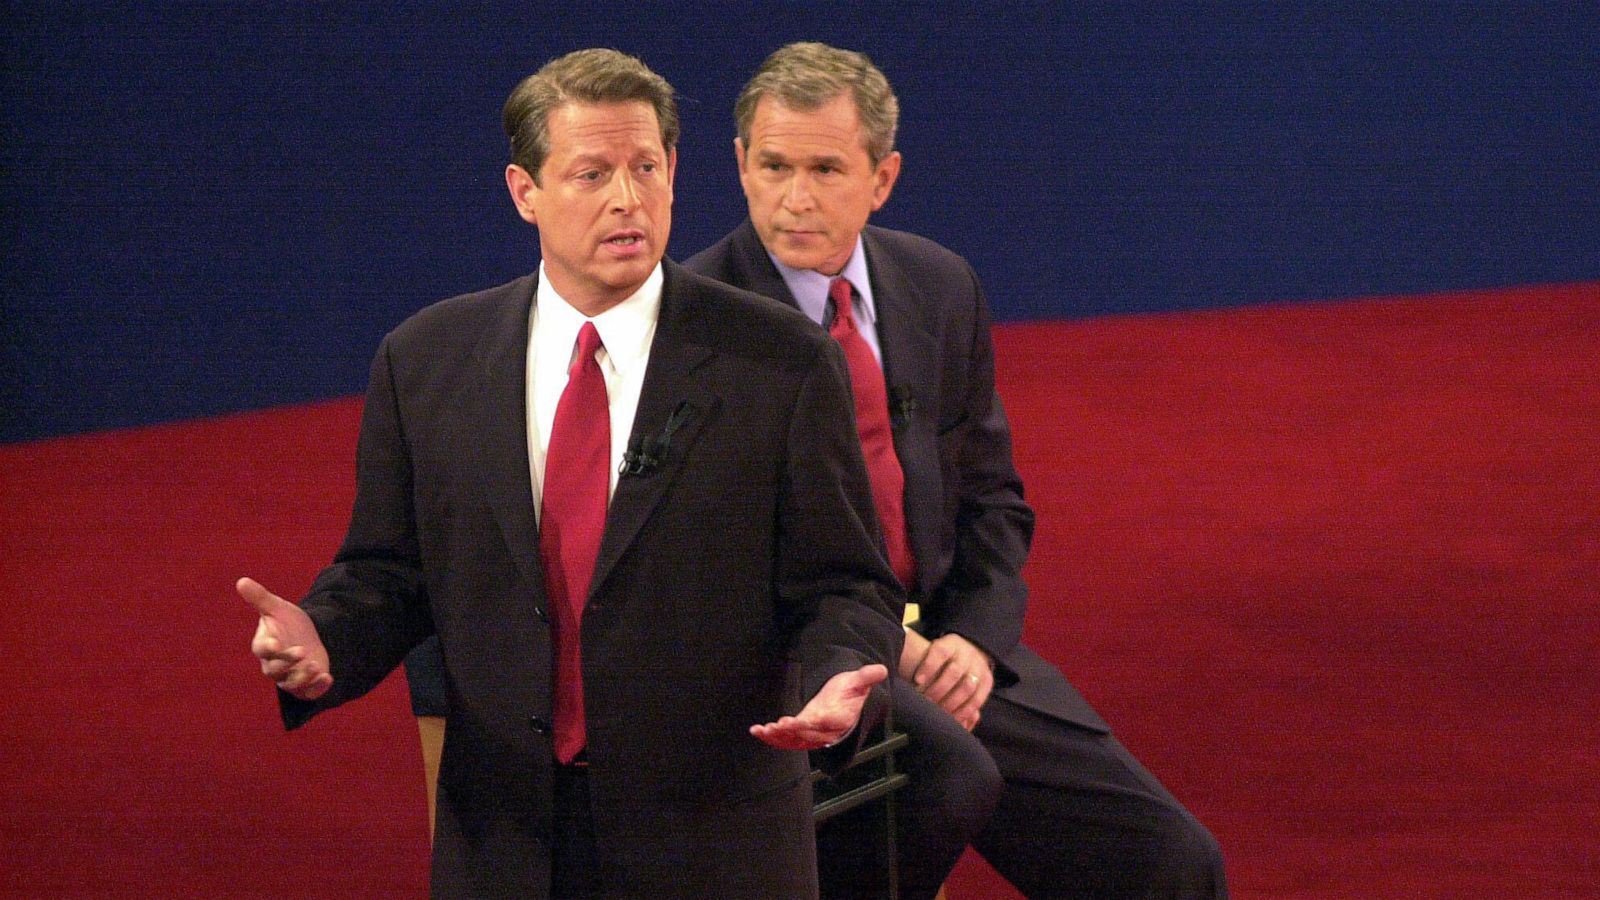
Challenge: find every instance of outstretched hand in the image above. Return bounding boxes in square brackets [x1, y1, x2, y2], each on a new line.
[238, 577, 332, 701]
[750, 663, 888, 751]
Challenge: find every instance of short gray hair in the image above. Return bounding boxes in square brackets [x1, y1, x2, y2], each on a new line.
[734, 42, 899, 166]
[503, 48, 679, 184]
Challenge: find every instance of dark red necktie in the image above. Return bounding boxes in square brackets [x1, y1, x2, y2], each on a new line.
[540, 321, 609, 763]
[829, 277, 916, 588]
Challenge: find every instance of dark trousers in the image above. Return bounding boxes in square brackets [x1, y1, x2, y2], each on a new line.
[972, 697, 1228, 898]
[819, 679, 1228, 899]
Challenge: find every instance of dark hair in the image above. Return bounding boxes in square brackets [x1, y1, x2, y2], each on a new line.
[503, 48, 679, 183]
[734, 42, 898, 165]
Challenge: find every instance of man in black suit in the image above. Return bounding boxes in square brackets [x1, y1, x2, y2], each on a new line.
[239, 48, 903, 898]
[687, 42, 1227, 898]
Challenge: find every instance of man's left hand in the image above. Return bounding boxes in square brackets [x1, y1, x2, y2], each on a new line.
[750, 663, 889, 750]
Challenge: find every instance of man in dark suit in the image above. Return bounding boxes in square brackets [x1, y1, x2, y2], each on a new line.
[687, 43, 1228, 898]
[239, 48, 903, 899]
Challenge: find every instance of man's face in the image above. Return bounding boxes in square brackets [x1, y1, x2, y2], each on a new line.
[737, 93, 900, 276]
[506, 101, 675, 315]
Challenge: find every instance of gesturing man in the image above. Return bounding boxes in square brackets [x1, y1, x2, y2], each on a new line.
[241, 48, 902, 899]
[687, 42, 1227, 899]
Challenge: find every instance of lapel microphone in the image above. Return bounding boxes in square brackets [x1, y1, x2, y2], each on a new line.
[620, 400, 697, 477]
[889, 385, 917, 431]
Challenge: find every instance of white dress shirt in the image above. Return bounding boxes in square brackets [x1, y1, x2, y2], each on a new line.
[527, 262, 662, 522]
[768, 235, 884, 365]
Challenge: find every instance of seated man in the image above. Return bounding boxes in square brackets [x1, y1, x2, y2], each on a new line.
[686, 42, 1229, 899]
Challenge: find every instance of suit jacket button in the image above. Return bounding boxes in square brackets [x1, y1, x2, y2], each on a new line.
[528, 715, 553, 735]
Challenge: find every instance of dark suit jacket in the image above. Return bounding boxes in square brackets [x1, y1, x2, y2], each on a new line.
[282, 260, 904, 898]
[687, 222, 1109, 736]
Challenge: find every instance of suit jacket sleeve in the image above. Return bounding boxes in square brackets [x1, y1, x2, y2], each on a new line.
[923, 262, 1035, 687]
[779, 334, 905, 766]
[280, 331, 433, 729]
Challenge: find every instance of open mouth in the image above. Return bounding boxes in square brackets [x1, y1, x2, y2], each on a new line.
[604, 230, 646, 248]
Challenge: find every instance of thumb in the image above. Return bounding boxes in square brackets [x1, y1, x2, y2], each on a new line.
[844, 663, 889, 693]
[236, 577, 285, 616]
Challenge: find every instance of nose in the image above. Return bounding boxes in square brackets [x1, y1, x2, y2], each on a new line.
[609, 169, 641, 213]
[782, 172, 815, 213]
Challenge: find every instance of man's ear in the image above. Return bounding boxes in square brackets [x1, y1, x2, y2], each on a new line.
[871, 150, 902, 212]
[505, 164, 539, 225]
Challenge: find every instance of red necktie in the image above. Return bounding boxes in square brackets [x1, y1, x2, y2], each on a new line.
[829, 277, 916, 588]
[540, 321, 609, 763]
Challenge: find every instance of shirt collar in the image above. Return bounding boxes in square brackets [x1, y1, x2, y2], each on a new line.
[768, 235, 876, 329]
[534, 262, 662, 376]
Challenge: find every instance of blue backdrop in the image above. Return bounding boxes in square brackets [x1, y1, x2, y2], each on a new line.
[4, 2, 1597, 441]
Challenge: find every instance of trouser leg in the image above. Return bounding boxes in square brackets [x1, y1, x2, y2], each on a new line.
[972, 698, 1228, 899]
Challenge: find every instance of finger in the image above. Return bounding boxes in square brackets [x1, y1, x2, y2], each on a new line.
[752, 729, 809, 750]
[280, 659, 330, 694]
[944, 672, 990, 719]
[236, 577, 284, 616]
[261, 656, 297, 679]
[282, 672, 333, 702]
[833, 663, 887, 698]
[750, 722, 809, 750]
[924, 661, 968, 705]
[260, 644, 310, 677]
[251, 632, 304, 665]
[910, 644, 953, 690]
[750, 721, 837, 751]
[299, 672, 333, 700]
[249, 619, 278, 658]
[971, 675, 993, 712]
[755, 713, 843, 742]
[935, 676, 978, 715]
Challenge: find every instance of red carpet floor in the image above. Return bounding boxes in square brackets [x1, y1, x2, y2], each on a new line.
[3, 282, 1597, 897]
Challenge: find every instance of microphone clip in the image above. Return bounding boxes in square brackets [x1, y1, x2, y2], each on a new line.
[889, 385, 917, 430]
[620, 399, 697, 478]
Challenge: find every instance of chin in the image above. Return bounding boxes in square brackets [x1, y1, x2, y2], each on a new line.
[773, 248, 827, 272]
[602, 259, 656, 287]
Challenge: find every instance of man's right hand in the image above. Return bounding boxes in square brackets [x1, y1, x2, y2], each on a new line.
[900, 627, 984, 731]
[238, 577, 332, 701]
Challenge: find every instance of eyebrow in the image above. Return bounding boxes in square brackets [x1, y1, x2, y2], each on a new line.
[565, 148, 661, 170]
[755, 149, 846, 168]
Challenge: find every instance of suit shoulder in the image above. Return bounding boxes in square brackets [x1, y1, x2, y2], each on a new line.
[682, 231, 737, 279]
[386, 275, 534, 346]
[665, 262, 829, 358]
[864, 224, 975, 278]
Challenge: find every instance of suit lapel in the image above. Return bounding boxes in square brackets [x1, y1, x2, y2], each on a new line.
[861, 227, 938, 406]
[589, 262, 719, 598]
[469, 276, 547, 615]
